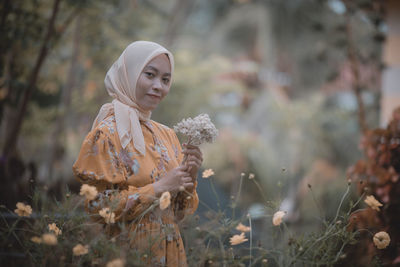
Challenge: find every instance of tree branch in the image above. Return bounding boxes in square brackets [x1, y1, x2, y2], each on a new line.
[2, 0, 62, 157]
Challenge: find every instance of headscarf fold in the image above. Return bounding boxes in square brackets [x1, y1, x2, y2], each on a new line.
[91, 41, 174, 156]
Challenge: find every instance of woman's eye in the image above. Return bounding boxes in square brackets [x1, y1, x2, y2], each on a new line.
[145, 72, 155, 78]
[163, 78, 170, 84]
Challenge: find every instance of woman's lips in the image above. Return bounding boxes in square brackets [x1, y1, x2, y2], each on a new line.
[147, 94, 161, 100]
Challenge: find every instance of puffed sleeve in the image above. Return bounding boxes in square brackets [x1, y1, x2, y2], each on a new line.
[169, 129, 199, 217]
[72, 127, 157, 223]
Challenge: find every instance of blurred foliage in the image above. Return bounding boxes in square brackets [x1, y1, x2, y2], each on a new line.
[346, 108, 400, 266]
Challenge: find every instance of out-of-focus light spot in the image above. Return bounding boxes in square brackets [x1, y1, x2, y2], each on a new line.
[328, 0, 346, 15]
[379, 23, 388, 34]
[248, 203, 266, 219]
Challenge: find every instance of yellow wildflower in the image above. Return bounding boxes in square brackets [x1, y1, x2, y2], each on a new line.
[99, 208, 116, 224]
[364, 195, 383, 211]
[230, 232, 248, 245]
[41, 233, 57, 245]
[202, 169, 215, 178]
[30, 236, 42, 244]
[373, 231, 390, 249]
[106, 258, 125, 267]
[272, 211, 286, 226]
[236, 223, 251, 232]
[48, 223, 62, 236]
[73, 244, 89, 256]
[14, 202, 32, 217]
[79, 184, 98, 201]
[160, 191, 171, 210]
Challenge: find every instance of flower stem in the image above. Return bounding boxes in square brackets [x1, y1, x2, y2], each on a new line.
[181, 136, 192, 165]
[251, 179, 269, 205]
[232, 174, 244, 219]
[248, 214, 253, 266]
[210, 178, 221, 211]
[218, 235, 227, 267]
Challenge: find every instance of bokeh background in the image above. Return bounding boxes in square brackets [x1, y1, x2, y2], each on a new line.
[1, 0, 399, 265]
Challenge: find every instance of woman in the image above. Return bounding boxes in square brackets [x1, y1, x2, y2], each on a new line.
[73, 41, 201, 266]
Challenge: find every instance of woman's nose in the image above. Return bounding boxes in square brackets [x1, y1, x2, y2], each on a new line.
[152, 78, 162, 90]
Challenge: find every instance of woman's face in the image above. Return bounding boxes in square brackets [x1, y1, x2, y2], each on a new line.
[135, 54, 172, 112]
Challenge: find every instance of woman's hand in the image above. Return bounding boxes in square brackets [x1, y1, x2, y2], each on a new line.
[153, 165, 193, 196]
[182, 143, 203, 181]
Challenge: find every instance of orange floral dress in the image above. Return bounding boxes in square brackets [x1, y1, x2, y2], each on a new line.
[72, 114, 198, 266]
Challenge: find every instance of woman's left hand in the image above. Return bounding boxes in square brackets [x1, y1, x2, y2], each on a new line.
[182, 144, 203, 181]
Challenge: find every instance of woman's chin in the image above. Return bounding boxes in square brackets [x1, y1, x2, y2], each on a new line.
[139, 103, 158, 112]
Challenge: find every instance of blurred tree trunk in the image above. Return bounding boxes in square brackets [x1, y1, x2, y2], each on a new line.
[2, 0, 62, 159]
[345, 12, 368, 134]
[0, 0, 12, 64]
[48, 15, 82, 181]
[381, 0, 400, 126]
[0, 1, 22, 140]
[163, 0, 196, 47]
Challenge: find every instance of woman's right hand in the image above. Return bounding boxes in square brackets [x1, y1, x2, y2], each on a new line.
[153, 165, 193, 196]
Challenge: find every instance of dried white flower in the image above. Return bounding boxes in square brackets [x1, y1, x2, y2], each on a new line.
[48, 223, 62, 236]
[159, 191, 171, 210]
[236, 223, 251, 232]
[229, 232, 248, 245]
[202, 169, 215, 178]
[99, 208, 116, 224]
[364, 195, 383, 211]
[41, 233, 57, 245]
[80, 184, 98, 201]
[272, 211, 286, 226]
[373, 231, 390, 249]
[106, 258, 125, 267]
[14, 202, 32, 217]
[174, 114, 218, 146]
[73, 244, 89, 256]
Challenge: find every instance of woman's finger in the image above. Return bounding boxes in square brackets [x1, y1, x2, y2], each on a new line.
[184, 144, 200, 150]
[178, 170, 190, 178]
[183, 147, 202, 159]
[187, 162, 200, 171]
[186, 155, 202, 167]
[183, 182, 194, 189]
[188, 157, 201, 165]
[182, 176, 192, 183]
[178, 165, 189, 172]
[183, 148, 202, 159]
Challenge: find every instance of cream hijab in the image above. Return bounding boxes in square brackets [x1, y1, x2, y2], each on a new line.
[91, 41, 174, 156]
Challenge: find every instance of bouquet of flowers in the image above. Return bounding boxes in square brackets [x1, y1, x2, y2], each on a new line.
[174, 113, 218, 164]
